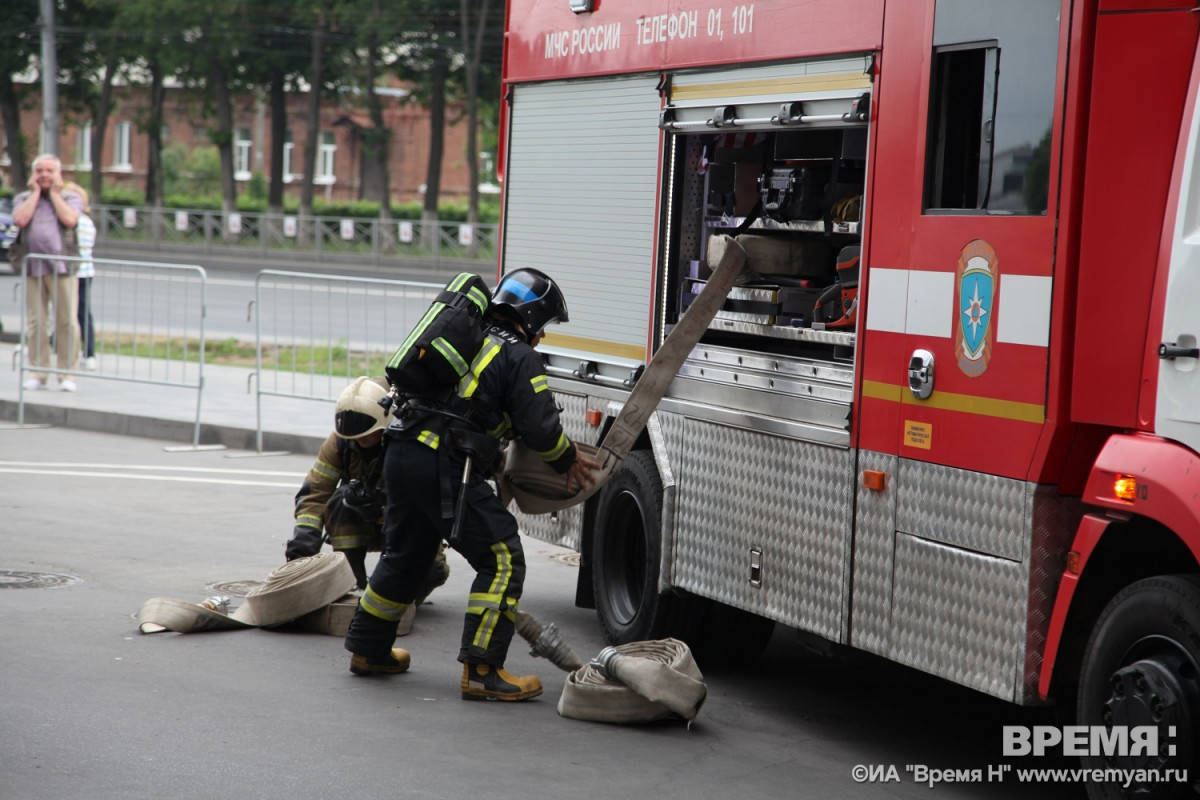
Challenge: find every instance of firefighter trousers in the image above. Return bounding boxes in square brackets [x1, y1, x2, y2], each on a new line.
[344, 438, 525, 666]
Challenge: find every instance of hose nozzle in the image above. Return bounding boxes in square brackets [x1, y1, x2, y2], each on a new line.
[515, 610, 584, 672]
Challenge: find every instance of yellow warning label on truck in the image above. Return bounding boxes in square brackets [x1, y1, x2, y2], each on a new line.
[904, 421, 932, 450]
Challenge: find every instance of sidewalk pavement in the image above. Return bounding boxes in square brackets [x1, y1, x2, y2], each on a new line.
[0, 339, 332, 454]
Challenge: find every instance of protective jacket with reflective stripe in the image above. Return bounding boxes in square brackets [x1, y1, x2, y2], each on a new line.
[294, 434, 385, 534]
[393, 321, 577, 474]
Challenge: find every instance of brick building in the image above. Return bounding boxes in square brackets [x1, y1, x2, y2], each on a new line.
[1, 80, 475, 205]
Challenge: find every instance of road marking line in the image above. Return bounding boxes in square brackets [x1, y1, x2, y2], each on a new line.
[0, 460, 303, 477]
[0, 467, 296, 487]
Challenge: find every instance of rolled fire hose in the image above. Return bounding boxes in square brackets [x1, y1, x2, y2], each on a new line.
[516, 612, 706, 724]
[136, 552, 358, 634]
[502, 234, 748, 515]
[557, 639, 707, 724]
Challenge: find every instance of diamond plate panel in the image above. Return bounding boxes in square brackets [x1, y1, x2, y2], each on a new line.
[850, 450, 898, 656]
[892, 533, 1026, 700]
[1021, 487, 1082, 704]
[512, 390, 590, 551]
[897, 460, 1028, 561]
[663, 414, 854, 641]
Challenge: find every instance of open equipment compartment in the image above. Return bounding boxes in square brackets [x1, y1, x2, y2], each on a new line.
[657, 67, 871, 444]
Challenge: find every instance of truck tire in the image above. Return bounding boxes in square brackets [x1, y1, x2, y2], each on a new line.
[1077, 575, 1200, 800]
[592, 450, 701, 645]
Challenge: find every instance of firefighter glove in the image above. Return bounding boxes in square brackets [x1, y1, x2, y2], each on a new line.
[285, 525, 325, 561]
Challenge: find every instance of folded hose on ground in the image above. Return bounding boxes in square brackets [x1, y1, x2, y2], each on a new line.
[515, 611, 707, 725]
[136, 552, 358, 634]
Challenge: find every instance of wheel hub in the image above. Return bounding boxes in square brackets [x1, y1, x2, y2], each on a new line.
[1101, 655, 1196, 786]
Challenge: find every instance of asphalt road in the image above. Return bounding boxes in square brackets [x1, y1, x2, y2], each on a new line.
[1, 426, 1085, 800]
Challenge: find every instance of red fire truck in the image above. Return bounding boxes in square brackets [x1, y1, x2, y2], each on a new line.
[497, 0, 1199, 792]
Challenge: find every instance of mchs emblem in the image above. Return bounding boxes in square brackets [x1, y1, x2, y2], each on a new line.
[956, 239, 997, 378]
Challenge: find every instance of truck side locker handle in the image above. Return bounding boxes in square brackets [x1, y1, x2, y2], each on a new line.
[1158, 342, 1200, 360]
[908, 349, 935, 400]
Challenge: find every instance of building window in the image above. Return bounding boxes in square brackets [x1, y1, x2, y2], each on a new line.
[77, 122, 93, 170]
[923, 0, 1059, 214]
[235, 127, 252, 180]
[316, 130, 336, 184]
[113, 121, 132, 170]
[283, 131, 295, 183]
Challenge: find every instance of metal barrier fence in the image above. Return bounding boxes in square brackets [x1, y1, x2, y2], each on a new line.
[93, 205, 497, 267]
[16, 253, 209, 446]
[249, 269, 447, 452]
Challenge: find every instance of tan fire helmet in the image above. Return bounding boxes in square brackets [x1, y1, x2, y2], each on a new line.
[334, 376, 391, 439]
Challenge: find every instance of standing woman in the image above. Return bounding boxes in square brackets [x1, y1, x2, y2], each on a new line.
[65, 183, 97, 371]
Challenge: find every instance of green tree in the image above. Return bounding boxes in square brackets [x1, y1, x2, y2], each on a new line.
[391, 1, 456, 243]
[239, 0, 312, 214]
[0, 0, 40, 189]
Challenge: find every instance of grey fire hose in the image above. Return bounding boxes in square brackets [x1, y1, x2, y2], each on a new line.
[516, 611, 706, 725]
[501, 233, 748, 515]
[136, 552, 358, 634]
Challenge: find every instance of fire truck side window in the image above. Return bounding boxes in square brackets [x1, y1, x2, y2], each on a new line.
[923, 0, 1060, 214]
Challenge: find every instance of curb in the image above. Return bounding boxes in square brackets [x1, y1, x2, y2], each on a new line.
[0, 398, 324, 454]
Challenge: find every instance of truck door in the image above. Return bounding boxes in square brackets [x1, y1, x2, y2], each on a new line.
[1156, 46, 1200, 455]
[863, 0, 1063, 481]
[849, 0, 1066, 699]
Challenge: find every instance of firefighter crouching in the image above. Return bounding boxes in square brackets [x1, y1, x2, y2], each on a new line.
[285, 375, 451, 596]
[343, 269, 600, 699]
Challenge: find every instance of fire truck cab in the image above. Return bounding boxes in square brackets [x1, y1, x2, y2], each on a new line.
[498, 1, 1200, 793]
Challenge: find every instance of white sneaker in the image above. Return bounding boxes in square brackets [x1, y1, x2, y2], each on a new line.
[22, 377, 44, 391]
[84, 357, 97, 371]
[59, 379, 77, 393]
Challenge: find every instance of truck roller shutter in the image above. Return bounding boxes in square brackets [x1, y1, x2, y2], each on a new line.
[503, 76, 662, 361]
[662, 57, 872, 130]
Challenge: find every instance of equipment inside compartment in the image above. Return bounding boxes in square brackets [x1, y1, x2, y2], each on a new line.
[669, 125, 866, 351]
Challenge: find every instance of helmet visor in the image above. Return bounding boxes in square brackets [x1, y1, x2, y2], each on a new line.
[494, 275, 539, 306]
[335, 409, 381, 439]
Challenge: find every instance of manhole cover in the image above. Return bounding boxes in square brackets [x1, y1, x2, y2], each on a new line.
[0, 570, 81, 588]
[206, 580, 263, 597]
[551, 552, 581, 567]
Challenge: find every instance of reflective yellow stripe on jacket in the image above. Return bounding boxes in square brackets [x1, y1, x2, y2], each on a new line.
[310, 459, 339, 482]
[295, 513, 322, 531]
[458, 338, 503, 399]
[535, 432, 570, 462]
[417, 337, 504, 450]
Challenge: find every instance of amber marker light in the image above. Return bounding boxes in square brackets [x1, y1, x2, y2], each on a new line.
[1113, 475, 1139, 503]
[585, 409, 603, 427]
[1066, 551, 1081, 575]
[862, 470, 887, 491]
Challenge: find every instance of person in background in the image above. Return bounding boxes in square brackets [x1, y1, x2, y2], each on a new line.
[12, 154, 82, 392]
[64, 182, 97, 371]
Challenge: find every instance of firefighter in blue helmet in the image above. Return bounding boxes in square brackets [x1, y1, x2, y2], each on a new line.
[344, 268, 600, 698]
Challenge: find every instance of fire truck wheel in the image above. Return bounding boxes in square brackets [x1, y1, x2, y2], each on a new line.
[1076, 575, 1200, 800]
[592, 450, 703, 646]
